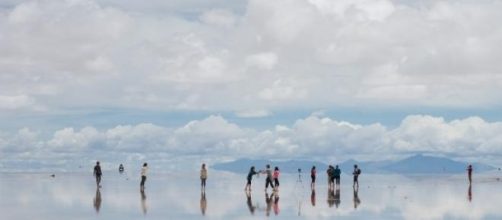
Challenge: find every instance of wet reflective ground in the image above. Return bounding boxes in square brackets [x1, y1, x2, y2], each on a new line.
[1, 170, 502, 219]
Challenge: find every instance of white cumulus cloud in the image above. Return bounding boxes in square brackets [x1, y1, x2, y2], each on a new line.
[2, 114, 502, 170]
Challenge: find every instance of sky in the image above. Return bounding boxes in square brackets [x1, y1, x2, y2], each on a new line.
[1, 0, 502, 170]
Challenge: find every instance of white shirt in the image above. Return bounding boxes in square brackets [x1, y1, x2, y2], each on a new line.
[141, 166, 148, 177]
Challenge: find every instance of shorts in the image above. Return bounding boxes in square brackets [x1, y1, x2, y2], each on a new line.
[311, 176, 316, 183]
[140, 176, 146, 186]
[247, 179, 252, 185]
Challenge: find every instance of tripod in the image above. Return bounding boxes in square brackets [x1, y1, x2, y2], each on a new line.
[294, 168, 304, 189]
[293, 168, 305, 216]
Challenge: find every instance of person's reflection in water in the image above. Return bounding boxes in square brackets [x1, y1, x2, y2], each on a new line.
[334, 187, 341, 208]
[200, 190, 207, 216]
[353, 186, 361, 209]
[93, 188, 102, 214]
[310, 189, 316, 207]
[141, 189, 148, 215]
[265, 192, 273, 216]
[295, 193, 303, 216]
[273, 191, 280, 216]
[246, 191, 256, 215]
[468, 183, 472, 202]
[327, 188, 335, 207]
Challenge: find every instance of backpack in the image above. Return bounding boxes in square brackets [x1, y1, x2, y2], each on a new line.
[94, 166, 102, 175]
[330, 168, 336, 177]
[333, 168, 341, 176]
[357, 169, 361, 175]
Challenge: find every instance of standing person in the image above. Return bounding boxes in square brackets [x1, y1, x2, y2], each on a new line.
[467, 164, 473, 184]
[273, 167, 280, 190]
[264, 164, 275, 192]
[245, 166, 258, 191]
[201, 163, 208, 191]
[140, 163, 148, 191]
[327, 165, 334, 190]
[93, 161, 102, 188]
[353, 164, 361, 189]
[310, 166, 316, 190]
[119, 164, 124, 173]
[334, 165, 341, 189]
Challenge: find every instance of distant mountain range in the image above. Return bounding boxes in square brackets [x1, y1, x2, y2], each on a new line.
[212, 154, 496, 174]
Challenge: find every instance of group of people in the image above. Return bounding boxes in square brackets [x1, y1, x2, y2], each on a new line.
[245, 164, 281, 192]
[94, 161, 474, 194]
[90, 161, 476, 217]
[327, 165, 342, 189]
[311, 164, 360, 190]
[92, 161, 149, 191]
[94, 161, 474, 188]
[243, 163, 362, 192]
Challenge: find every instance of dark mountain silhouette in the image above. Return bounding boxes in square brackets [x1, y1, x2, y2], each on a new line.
[211, 158, 327, 174]
[212, 154, 495, 174]
[383, 154, 494, 174]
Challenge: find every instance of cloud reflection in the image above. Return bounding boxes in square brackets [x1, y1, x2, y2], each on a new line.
[2, 172, 502, 219]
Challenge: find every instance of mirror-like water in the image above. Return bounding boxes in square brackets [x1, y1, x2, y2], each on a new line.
[1, 171, 501, 219]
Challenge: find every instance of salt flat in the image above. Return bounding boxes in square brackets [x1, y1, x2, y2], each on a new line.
[1, 170, 501, 219]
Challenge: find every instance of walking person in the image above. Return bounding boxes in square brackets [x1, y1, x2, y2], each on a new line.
[264, 164, 275, 192]
[93, 161, 102, 188]
[310, 166, 316, 190]
[334, 165, 341, 189]
[353, 164, 361, 189]
[273, 166, 280, 191]
[467, 164, 473, 184]
[245, 166, 258, 191]
[140, 163, 148, 191]
[201, 163, 208, 191]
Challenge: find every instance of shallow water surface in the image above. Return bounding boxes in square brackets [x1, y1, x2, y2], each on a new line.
[1, 171, 501, 219]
